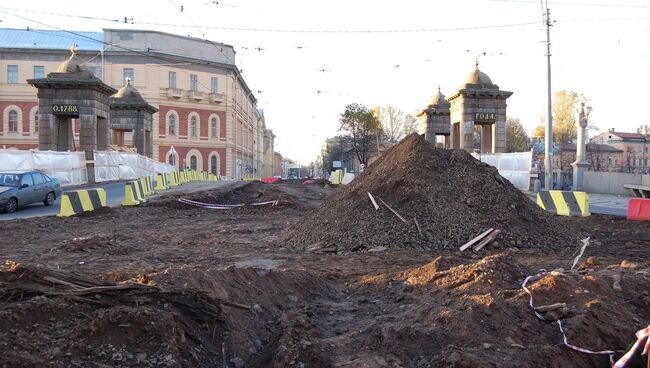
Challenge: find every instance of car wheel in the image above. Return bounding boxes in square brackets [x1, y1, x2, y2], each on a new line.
[6, 197, 18, 213]
[44, 192, 55, 206]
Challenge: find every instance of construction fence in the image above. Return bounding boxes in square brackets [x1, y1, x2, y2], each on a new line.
[472, 151, 532, 191]
[0, 149, 174, 186]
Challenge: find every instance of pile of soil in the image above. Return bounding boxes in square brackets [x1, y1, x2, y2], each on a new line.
[281, 133, 581, 252]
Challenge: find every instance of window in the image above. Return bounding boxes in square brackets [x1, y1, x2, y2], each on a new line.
[190, 75, 198, 91]
[211, 155, 218, 174]
[7, 65, 18, 84]
[42, 173, 52, 182]
[211, 117, 218, 138]
[21, 174, 34, 187]
[33, 66, 45, 79]
[122, 68, 134, 84]
[168, 115, 176, 136]
[32, 173, 44, 185]
[190, 155, 197, 170]
[168, 154, 175, 166]
[168, 71, 177, 89]
[211, 77, 218, 93]
[8, 110, 18, 132]
[608, 157, 613, 166]
[190, 116, 198, 138]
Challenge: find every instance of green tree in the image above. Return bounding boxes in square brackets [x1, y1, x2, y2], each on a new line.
[506, 117, 530, 152]
[339, 103, 382, 166]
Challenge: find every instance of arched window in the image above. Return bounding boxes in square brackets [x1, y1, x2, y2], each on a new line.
[210, 155, 218, 174]
[8, 110, 18, 132]
[190, 116, 198, 138]
[168, 115, 176, 136]
[190, 155, 197, 170]
[211, 117, 218, 138]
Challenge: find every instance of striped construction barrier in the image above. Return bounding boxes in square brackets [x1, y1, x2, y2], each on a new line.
[627, 198, 650, 221]
[122, 181, 147, 206]
[537, 190, 590, 217]
[169, 171, 179, 186]
[261, 177, 280, 183]
[57, 188, 107, 217]
[155, 173, 169, 191]
[140, 176, 154, 196]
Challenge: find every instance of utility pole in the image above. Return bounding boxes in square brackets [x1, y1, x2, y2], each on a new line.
[544, 2, 554, 190]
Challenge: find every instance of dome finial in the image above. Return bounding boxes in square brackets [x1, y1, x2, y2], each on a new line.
[475, 58, 479, 70]
[437, 83, 441, 93]
[70, 44, 78, 57]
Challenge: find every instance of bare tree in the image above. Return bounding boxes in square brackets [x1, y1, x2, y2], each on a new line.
[402, 114, 418, 137]
[376, 106, 404, 143]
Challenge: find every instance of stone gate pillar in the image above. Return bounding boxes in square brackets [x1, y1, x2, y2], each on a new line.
[417, 86, 450, 147]
[447, 63, 512, 153]
[110, 78, 158, 158]
[28, 46, 117, 183]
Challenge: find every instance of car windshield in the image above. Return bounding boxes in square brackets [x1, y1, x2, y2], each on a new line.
[0, 173, 22, 187]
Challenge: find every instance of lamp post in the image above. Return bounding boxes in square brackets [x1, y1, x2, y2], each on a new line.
[572, 99, 591, 191]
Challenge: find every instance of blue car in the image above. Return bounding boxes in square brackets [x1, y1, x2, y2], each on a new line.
[0, 171, 62, 213]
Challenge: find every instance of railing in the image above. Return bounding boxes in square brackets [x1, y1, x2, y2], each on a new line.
[166, 88, 182, 98]
[209, 92, 226, 103]
[189, 90, 205, 101]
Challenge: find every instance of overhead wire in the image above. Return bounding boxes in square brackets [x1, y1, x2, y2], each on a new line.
[0, 9, 220, 93]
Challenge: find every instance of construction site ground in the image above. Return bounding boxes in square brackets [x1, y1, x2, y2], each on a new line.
[1, 180, 649, 367]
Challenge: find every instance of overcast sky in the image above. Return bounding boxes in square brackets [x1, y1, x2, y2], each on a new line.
[1, 0, 649, 162]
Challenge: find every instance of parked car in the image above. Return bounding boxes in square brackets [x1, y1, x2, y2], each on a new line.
[0, 171, 62, 213]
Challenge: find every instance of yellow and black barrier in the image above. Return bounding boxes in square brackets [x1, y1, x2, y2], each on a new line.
[140, 176, 154, 196]
[122, 181, 147, 206]
[155, 173, 169, 191]
[57, 188, 107, 217]
[537, 190, 590, 217]
[169, 171, 179, 186]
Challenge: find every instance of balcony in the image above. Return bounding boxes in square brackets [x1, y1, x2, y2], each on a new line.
[189, 90, 205, 101]
[209, 92, 226, 104]
[166, 88, 182, 99]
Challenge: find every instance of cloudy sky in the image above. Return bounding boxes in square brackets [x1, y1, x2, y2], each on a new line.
[1, 0, 649, 162]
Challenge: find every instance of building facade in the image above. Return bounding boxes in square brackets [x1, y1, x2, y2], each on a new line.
[0, 28, 275, 179]
[590, 127, 649, 174]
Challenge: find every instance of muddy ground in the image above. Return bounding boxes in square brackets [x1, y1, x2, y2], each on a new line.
[0, 181, 648, 367]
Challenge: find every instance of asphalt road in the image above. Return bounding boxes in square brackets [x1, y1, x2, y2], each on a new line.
[0, 181, 127, 221]
[0, 180, 235, 221]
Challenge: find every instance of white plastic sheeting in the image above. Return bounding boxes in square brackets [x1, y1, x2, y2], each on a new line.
[0, 149, 87, 185]
[472, 151, 533, 190]
[94, 151, 174, 182]
[0, 149, 174, 186]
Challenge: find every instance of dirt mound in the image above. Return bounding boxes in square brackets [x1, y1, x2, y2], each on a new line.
[281, 133, 580, 252]
[348, 254, 649, 367]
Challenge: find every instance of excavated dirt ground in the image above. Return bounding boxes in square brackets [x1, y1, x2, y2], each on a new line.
[0, 180, 649, 368]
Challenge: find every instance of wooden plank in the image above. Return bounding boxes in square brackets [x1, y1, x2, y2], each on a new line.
[367, 192, 379, 210]
[414, 216, 422, 235]
[379, 198, 407, 223]
[459, 228, 493, 252]
[473, 229, 502, 252]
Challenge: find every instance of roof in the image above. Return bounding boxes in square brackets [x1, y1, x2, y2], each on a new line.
[610, 132, 650, 140]
[559, 143, 623, 152]
[0, 28, 103, 50]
